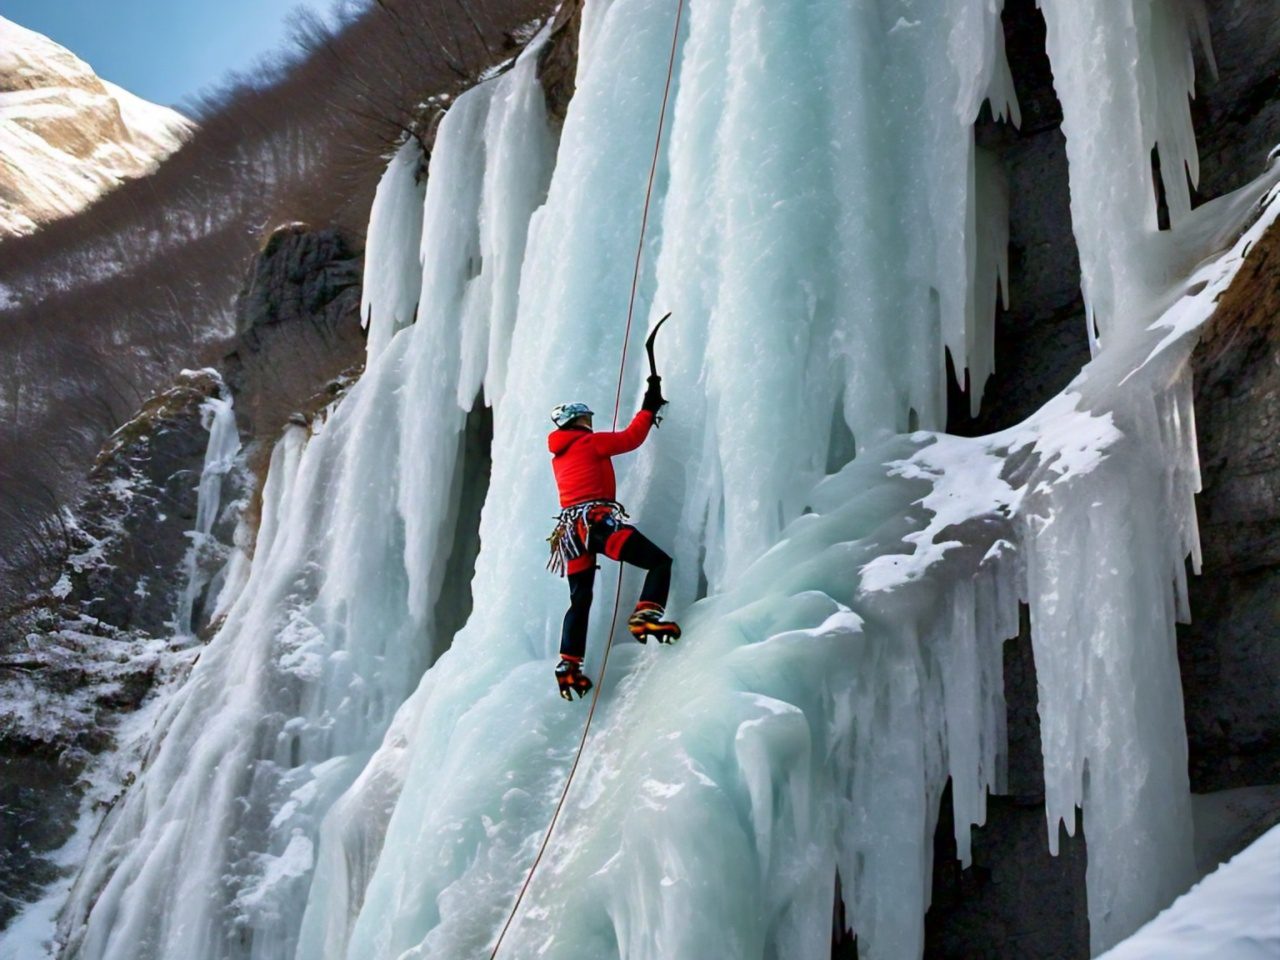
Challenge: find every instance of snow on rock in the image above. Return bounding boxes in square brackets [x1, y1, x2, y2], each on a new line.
[0, 368, 247, 955]
[0, 622, 201, 960]
[1098, 823, 1280, 960]
[0, 15, 193, 237]
[1192, 785, 1280, 879]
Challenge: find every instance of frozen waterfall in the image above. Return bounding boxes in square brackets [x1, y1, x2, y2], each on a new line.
[173, 385, 243, 638]
[30, 1, 1280, 959]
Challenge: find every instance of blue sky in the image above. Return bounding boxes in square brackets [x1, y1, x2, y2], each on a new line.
[1, 0, 338, 112]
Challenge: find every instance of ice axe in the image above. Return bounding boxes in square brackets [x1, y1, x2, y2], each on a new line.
[645, 312, 671, 425]
[645, 312, 671, 380]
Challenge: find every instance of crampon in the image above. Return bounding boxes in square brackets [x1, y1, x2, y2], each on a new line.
[555, 657, 593, 701]
[627, 601, 681, 644]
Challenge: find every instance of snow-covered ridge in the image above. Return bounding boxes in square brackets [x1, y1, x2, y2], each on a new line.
[0, 15, 193, 238]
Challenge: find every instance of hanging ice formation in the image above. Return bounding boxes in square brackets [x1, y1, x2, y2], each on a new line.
[173, 384, 243, 637]
[32, 1, 1280, 959]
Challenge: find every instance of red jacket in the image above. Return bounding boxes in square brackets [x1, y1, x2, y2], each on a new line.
[548, 410, 655, 508]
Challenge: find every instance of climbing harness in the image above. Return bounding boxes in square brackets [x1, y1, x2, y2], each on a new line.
[488, 0, 687, 955]
[545, 499, 630, 576]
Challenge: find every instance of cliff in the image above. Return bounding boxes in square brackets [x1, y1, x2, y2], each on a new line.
[1, 2, 1278, 956]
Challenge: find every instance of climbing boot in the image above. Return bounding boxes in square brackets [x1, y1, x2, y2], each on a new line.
[627, 602, 681, 645]
[555, 656, 593, 701]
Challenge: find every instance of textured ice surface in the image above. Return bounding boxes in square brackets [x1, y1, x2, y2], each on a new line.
[1038, 0, 1212, 347]
[28, 0, 1280, 958]
[1098, 824, 1280, 960]
[361, 139, 426, 363]
[173, 388, 241, 636]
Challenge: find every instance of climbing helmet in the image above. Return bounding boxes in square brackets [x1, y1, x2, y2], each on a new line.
[551, 402, 593, 428]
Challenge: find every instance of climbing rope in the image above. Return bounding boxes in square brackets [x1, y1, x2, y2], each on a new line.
[487, 2, 686, 956]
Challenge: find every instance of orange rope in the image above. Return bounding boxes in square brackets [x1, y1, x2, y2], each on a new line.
[487, 1, 686, 956]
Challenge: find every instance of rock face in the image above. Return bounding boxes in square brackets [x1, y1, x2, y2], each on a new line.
[0, 371, 225, 931]
[0, 16, 193, 237]
[221, 224, 366, 443]
[1181, 220, 1280, 792]
[0, 606, 166, 931]
[60, 370, 229, 636]
[536, 0, 584, 126]
[1191, 0, 1280, 202]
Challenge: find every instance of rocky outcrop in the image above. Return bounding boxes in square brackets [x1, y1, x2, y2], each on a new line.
[537, 0, 585, 126]
[0, 604, 165, 930]
[1181, 217, 1280, 792]
[0, 16, 193, 237]
[221, 224, 366, 443]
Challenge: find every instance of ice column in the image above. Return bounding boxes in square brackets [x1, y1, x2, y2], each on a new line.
[307, 1, 1021, 957]
[1038, 0, 1208, 345]
[398, 34, 554, 624]
[174, 385, 241, 636]
[361, 139, 427, 363]
[1022, 416, 1198, 953]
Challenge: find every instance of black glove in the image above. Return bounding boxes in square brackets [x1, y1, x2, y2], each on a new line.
[642, 375, 667, 414]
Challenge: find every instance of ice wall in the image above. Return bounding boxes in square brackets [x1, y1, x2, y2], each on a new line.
[42, 0, 1278, 958]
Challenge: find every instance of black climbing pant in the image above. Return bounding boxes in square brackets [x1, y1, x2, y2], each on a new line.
[559, 525, 671, 662]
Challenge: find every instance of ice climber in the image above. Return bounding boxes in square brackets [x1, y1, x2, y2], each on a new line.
[546, 375, 679, 701]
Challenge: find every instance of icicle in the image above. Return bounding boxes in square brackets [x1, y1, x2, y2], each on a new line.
[398, 32, 556, 626]
[967, 146, 1011, 410]
[1037, 0, 1207, 344]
